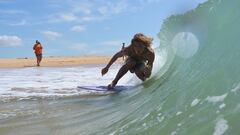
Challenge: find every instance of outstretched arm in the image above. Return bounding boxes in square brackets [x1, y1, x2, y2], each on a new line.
[107, 51, 124, 68]
[101, 49, 126, 76]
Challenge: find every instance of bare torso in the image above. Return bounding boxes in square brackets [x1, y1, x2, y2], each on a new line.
[124, 46, 155, 65]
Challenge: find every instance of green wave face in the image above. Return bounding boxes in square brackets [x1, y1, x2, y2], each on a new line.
[104, 0, 240, 134]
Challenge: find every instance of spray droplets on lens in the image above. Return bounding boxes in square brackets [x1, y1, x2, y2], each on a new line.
[171, 32, 199, 58]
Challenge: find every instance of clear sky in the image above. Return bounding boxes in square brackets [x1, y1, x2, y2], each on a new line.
[0, 0, 206, 58]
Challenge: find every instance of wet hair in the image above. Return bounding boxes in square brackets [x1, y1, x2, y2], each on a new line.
[131, 33, 153, 48]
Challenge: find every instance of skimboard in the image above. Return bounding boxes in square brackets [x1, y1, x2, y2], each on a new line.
[77, 85, 134, 92]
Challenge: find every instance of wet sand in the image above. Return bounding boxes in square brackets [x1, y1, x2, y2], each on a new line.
[0, 56, 120, 68]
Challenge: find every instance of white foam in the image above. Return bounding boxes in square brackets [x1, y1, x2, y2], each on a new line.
[157, 116, 165, 123]
[213, 118, 228, 135]
[171, 131, 177, 135]
[141, 113, 150, 121]
[142, 123, 147, 128]
[219, 103, 226, 109]
[152, 49, 167, 75]
[176, 111, 182, 116]
[231, 83, 240, 93]
[189, 114, 194, 118]
[0, 64, 133, 100]
[206, 93, 228, 103]
[191, 98, 200, 107]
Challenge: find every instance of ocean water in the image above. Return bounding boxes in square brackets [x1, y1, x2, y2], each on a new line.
[1, 0, 240, 135]
[0, 65, 126, 100]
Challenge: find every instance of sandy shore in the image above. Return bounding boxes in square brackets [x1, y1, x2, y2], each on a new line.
[0, 56, 121, 68]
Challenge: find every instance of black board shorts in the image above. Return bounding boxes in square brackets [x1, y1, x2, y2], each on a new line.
[35, 53, 42, 58]
[125, 57, 146, 73]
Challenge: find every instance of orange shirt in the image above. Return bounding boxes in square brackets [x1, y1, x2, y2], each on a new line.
[34, 44, 43, 54]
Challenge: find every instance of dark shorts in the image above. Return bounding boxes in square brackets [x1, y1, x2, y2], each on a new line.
[35, 53, 42, 58]
[125, 57, 146, 73]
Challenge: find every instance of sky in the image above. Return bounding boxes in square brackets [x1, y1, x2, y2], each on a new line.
[0, 0, 207, 58]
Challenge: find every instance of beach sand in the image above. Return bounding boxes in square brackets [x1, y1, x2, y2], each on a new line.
[0, 56, 121, 68]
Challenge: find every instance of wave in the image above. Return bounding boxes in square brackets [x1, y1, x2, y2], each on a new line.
[1, 0, 240, 135]
[103, 0, 240, 134]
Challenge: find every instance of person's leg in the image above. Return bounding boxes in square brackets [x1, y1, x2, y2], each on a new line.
[135, 68, 146, 81]
[35, 54, 39, 66]
[134, 63, 147, 81]
[37, 56, 40, 66]
[38, 54, 42, 66]
[108, 60, 136, 89]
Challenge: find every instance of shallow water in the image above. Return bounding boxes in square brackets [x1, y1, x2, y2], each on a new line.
[0, 62, 153, 135]
[0, 64, 129, 100]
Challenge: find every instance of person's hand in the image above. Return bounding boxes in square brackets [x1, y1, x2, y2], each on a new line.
[101, 67, 109, 76]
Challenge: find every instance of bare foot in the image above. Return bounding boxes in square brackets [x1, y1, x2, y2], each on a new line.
[107, 81, 117, 90]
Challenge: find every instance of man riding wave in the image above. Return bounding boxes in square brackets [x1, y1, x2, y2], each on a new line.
[102, 33, 155, 89]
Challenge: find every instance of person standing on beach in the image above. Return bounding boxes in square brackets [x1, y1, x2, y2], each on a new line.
[33, 40, 43, 66]
[101, 33, 155, 89]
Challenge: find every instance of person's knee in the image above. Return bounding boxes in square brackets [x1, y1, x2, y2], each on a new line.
[135, 70, 146, 81]
[139, 75, 146, 81]
[138, 75, 146, 81]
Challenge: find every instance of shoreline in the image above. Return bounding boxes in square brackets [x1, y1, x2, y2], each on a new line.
[0, 56, 120, 68]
